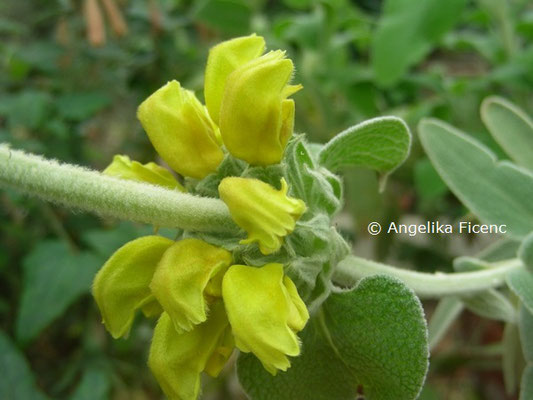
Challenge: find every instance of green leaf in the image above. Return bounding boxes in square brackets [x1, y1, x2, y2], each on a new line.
[238, 275, 429, 400]
[507, 268, 533, 315]
[521, 365, 533, 400]
[0, 91, 52, 129]
[0, 331, 49, 400]
[82, 222, 164, 257]
[70, 367, 110, 400]
[56, 92, 111, 121]
[418, 119, 533, 238]
[193, 0, 252, 35]
[461, 289, 516, 323]
[371, 0, 466, 86]
[519, 305, 533, 362]
[16, 240, 102, 343]
[519, 232, 533, 273]
[481, 97, 533, 170]
[318, 117, 411, 187]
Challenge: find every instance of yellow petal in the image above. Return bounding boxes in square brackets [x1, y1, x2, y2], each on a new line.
[204, 34, 265, 124]
[149, 302, 230, 400]
[140, 296, 163, 318]
[218, 177, 306, 255]
[222, 263, 309, 375]
[219, 50, 300, 165]
[283, 276, 309, 331]
[149, 239, 232, 333]
[92, 236, 174, 338]
[204, 326, 234, 377]
[137, 80, 223, 179]
[103, 154, 185, 191]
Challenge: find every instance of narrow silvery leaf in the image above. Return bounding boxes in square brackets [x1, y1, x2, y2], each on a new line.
[481, 96, 533, 170]
[502, 323, 524, 395]
[519, 305, 533, 362]
[476, 239, 521, 263]
[428, 297, 463, 350]
[507, 269, 533, 315]
[418, 119, 533, 238]
[519, 232, 533, 273]
[461, 289, 516, 323]
[520, 365, 533, 400]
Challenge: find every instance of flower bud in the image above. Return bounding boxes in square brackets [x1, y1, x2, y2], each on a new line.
[219, 50, 302, 165]
[218, 177, 306, 255]
[204, 34, 265, 124]
[103, 154, 185, 191]
[137, 80, 223, 179]
[92, 236, 174, 339]
[149, 302, 232, 400]
[222, 263, 309, 375]
[149, 239, 232, 334]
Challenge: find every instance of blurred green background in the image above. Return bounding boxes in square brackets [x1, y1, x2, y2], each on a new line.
[1, 0, 532, 399]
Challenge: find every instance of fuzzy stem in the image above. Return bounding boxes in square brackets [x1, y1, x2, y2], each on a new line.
[334, 255, 523, 298]
[0, 144, 238, 233]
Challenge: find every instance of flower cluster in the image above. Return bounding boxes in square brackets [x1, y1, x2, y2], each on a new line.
[95, 34, 310, 400]
[93, 237, 308, 399]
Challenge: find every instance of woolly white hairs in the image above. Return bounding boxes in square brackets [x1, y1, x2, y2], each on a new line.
[0, 144, 237, 233]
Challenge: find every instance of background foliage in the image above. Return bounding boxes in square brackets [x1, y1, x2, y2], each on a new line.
[1, 0, 532, 398]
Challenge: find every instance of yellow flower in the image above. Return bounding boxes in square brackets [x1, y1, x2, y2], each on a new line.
[204, 33, 265, 124]
[222, 263, 309, 375]
[218, 177, 306, 254]
[149, 301, 233, 400]
[149, 239, 232, 333]
[92, 236, 174, 339]
[218, 50, 302, 165]
[103, 154, 185, 191]
[137, 80, 223, 179]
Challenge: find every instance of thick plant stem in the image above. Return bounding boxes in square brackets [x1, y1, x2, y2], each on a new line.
[0, 144, 238, 233]
[334, 255, 523, 298]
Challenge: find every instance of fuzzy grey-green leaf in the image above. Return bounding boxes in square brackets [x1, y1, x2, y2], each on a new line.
[318, 117, 411, 180]
[418, 119, 533, 238]
[519, 232, 533, 273]
[461, 289, 516, 323]
[481, 96, 533, 170]
[519, 305, 533, 362]
[238, 275, 429, 400]
[521, 365, 533, 400]
[428, 297, 463, 350]
[324, 275, 429, 400]
[507, 268, 533, 315]
[502, 322, 523, 394]
[237, 322, 359, 400]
